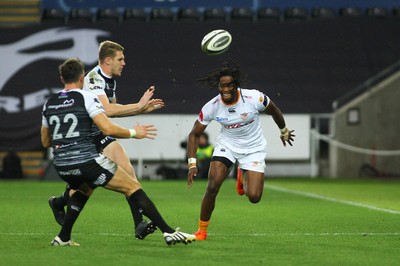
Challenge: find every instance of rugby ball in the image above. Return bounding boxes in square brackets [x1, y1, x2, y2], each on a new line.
[201, 29, 232, 55]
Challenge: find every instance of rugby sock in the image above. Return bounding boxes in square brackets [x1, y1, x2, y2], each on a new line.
[129, 189, 174, 233]
[53, 186, 71, 209]
[126, 196, 144, 228]
[58, 191, 88, 242]
[198, 219, 210, 232]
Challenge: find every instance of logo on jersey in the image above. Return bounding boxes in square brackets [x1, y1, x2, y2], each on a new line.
[48, 99, 75, 109]
[228, 107, 236, 113]
[240, 113, 249, 120]
[93, 173, 107, 185]
[58, 168, 82, 175]
[224, 119, 255, 129]
[216, 116, 228, 122]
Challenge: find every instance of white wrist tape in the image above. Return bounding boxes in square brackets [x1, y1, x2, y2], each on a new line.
[129, 129, 136, 138]
[188, 158, 197, 165]
[280, 127, 288, 134]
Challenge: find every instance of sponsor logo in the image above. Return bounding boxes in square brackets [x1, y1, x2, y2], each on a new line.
[216, 116, 228, 122]
[48, 99, 75, 109]
[93, 173, 107, 185]
[240, 112, 248, 120]
[228, 107, 236, 113]
[224, 119, 255, 129]
[213, 36, 230, 48]
[58, 168, 82, 175]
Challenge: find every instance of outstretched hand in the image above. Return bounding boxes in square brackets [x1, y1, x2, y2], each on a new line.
[133, 123, 157, 139]
[144, 98, 165, 113]
[280, 128, 295, 146]
[137, 86, 155, 111]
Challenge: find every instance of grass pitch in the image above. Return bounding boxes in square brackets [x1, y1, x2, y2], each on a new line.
[0, 178, 399, 266]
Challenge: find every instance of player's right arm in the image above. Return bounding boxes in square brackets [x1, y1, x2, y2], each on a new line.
[187, 120, 208, 188]
[41, 126, 51, 148]
[92, 112, 157, 139]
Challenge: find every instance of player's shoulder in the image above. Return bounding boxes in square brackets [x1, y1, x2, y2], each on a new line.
[85, 66, 104, 82]
[84, 66, 105, 91]
[240, 88, 264, 101]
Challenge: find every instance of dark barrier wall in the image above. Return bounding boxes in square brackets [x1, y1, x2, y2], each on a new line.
[1, 19, 400, 150]
[42, 0, 400, 10]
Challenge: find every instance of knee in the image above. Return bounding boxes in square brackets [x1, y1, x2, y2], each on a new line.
[205, 185, 220, 198]
[247, 192, 262, 203]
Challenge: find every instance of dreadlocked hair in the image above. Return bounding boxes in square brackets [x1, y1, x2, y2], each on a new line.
[197, 61, 246, 89]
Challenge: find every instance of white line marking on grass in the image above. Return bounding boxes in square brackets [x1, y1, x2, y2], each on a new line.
[267, 185, 400, 215]
[1, 232, 399, 237]
[213, 232, 400, 237]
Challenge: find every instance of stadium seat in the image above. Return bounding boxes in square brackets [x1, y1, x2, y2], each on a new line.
[366, 7, 390, 18]
[339, 7, 363, 18]
[231, 7, 254, 22]
[97, 8, 120, 23]
[68, 8, 94, 24]
[257, 7, 280, 22]
[284, 7, 308, 21]
[123, 8, 147, 23]
[203, 8, 226, 22]
[41, 8, 66, 24]
[177, 7, 201, 22]
[311, 7, 336, 19]
[393, 7, 400, 17]
[150, 8, 175, 22]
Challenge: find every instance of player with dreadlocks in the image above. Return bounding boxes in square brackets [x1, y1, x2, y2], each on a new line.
[186, 61, 295, 240]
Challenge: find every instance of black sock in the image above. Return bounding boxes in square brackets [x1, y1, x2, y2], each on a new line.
[129, 189, 174, 233]
[126, 196, 144, 228]
[58, 191, 88, 242]
[54, 185, 70, 209]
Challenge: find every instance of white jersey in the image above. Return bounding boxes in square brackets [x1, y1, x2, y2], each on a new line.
[198, 88, 270, 154]
[83, 65, 116, 137]
[83, 65, 116, 103]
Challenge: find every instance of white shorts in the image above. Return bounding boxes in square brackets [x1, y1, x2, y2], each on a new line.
[212, 144, 266, 173]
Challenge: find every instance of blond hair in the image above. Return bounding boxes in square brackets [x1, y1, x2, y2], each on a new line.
[98, 40, 124, 64]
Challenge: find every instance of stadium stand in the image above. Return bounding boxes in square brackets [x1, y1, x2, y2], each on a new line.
[177, 7, 202, 22]
[0, 0, 41, 27]
[283, 7, 309, 21]
[68, 8, 94, 24]
[123, 8, 148, 23]
[0, 151, 45, 179]
[41, 8, 66, 24]
[203, 7, 227, 22]
[257, 7, 281, 22]
[150, 7, 175, 22]
[96, 8, 121, 24]
[230, 7, 254, 22]
[311, 7, 337, 19]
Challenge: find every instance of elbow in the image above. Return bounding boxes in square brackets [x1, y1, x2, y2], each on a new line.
[101, 127, 114, 137]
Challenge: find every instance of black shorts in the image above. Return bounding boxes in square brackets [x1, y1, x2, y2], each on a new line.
[94, 133, 116, 152]
[54, 155, 117, 189]
[211, 156, 234, 169]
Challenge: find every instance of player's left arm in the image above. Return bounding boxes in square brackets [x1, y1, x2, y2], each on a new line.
[264, 99, 295, 146]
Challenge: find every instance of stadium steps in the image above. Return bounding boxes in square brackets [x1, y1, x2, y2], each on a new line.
[0, 151, 46, 179]
[0, 0, 41, 27]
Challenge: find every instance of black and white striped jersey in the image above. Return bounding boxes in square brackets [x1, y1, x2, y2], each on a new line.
[42, 89, 105, 166]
